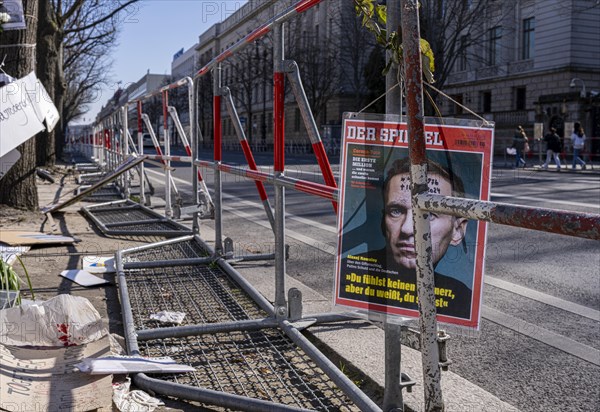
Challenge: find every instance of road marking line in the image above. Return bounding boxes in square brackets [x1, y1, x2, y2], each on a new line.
[491, 192, 599, 209]
[485, 276, 600, 321]
[482, 306, 600, 366]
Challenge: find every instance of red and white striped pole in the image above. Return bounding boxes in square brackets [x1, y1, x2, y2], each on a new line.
[273, 22, 287, 319]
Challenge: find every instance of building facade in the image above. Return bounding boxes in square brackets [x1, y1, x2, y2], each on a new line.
[171, 45, 199, 80]
[193, 0, 375, 152]
[440, 0, 600, 156]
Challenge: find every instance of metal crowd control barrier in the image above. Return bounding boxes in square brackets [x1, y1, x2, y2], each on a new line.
[70, 0, 600, 410]
[81, 199, 192, 237]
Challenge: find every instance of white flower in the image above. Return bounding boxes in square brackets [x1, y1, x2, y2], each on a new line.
[0, 12, 11, 24]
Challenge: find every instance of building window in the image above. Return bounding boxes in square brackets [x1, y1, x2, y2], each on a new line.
[515, 87, 526, 110]
[457, 35, 468, 71]
[294, 108, 301, 131]
[487, 26, 502, 66]
[450, 94, 463, 115]
[481, 91, 492, 113]
[522, 17, 535, 60]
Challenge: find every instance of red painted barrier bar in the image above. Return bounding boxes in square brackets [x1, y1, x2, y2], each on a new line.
[295, 0, 323, 13]
[162, 90, 169, 132]
[274, 72, 285, 172]
[247, 26, 270, 43]
[214, 95, 222, 162]
[182, 144, 206, 183]
[240, 140, 269, 201]
[137, 101, 142, 134]
[312, 141, 338, 213]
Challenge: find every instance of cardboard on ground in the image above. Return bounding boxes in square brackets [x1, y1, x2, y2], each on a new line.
[60, 269, 109, 287]
[0, 335, 113, 411]
[0, 231, 76, 246]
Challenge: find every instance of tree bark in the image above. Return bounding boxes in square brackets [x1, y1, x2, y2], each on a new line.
[0, 0, 39, 210]
[35, 0, 58, 166]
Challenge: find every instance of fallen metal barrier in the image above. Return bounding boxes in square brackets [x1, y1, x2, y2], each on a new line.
[116, 234, 380, 411]
[81, 199, 192, 237]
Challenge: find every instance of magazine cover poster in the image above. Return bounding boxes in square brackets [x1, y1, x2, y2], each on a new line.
[334, 113, 494, 328]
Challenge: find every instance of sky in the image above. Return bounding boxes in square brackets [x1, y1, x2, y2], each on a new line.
[78, 0, 248, 125]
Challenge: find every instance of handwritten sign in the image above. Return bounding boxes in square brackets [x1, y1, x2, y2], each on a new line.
[0, 72, 45, 158]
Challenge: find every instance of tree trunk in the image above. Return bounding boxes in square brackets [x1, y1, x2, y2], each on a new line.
[54, 40, 67, 161]
[0, 0, 39, 210]
[35, 0, 58, 166]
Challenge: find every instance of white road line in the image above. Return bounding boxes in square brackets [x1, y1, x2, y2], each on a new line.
[491, 192, 599, 209]
[482, 306, 600, 366]
[485, 276, 600, 321]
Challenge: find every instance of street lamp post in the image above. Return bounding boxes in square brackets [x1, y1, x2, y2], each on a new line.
[569, 78, 587, 98]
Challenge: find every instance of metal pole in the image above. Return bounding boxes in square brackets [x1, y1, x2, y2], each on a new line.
[123, 105, 130, 199]
[382, 2, 404, 410]
[188, 76, 200, 234]
[163, 89, 172, 218]
[213, 64, 224, 254]
[273, 23, 287, 320]
[137, 100, 146, 205]
[401, 1, 443, 410]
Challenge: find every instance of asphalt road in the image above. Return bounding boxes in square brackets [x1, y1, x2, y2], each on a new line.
[143, 149, 600, 412]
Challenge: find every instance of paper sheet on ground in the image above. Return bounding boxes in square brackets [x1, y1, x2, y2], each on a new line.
[82, 256, 116, 273]
[76, 355, 195, 374]
[0, 294, 107, 346]
[0, 335, 113, 411]
[60, 269, 110, 287]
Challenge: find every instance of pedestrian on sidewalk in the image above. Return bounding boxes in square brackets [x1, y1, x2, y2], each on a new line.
[541, 127, 562, 171]
[512, 125, 528, 168]
[571, 122, 587, 170]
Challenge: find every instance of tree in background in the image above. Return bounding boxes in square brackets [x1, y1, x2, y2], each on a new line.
[363, 45, 386, 114]
[36, 0, 139, 166]
[0, 0, 39, 210]
[286, 18, 340, 127]
[225, 38, 272, 146]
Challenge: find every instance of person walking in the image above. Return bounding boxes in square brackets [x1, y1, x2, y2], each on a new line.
[571, 122, 587, 170]
[512, 125, 528, 168]
[541, 127, 562, 171]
